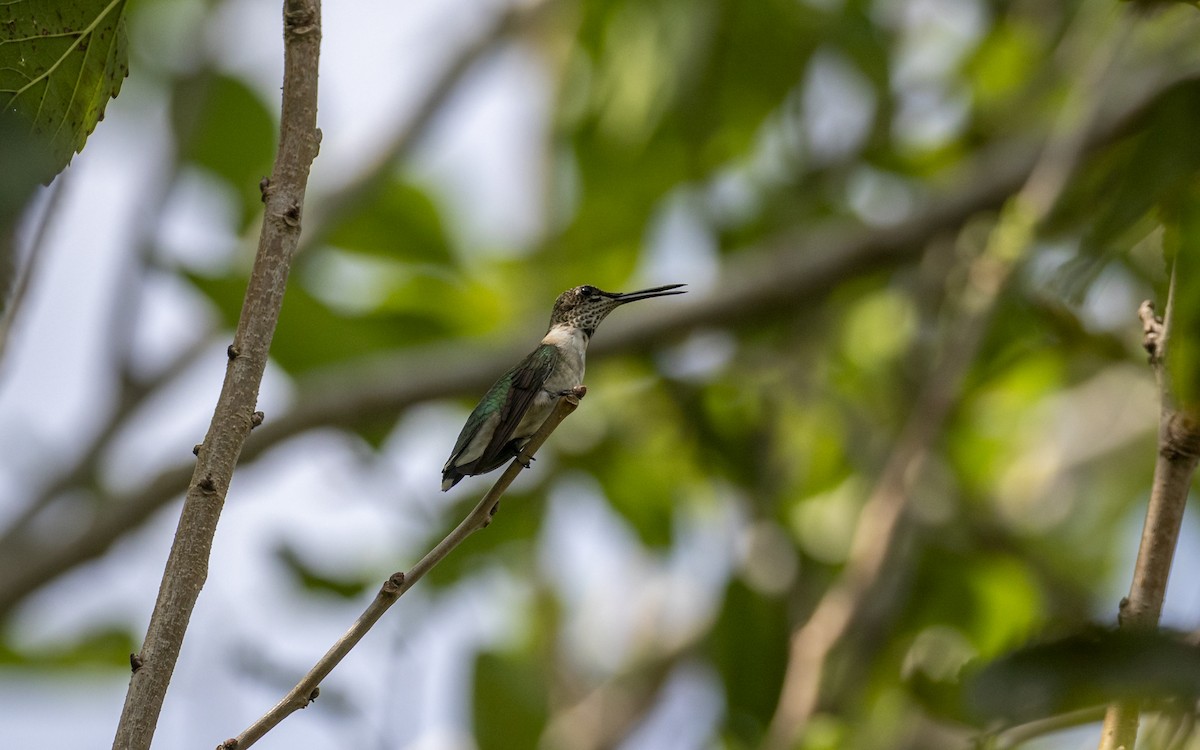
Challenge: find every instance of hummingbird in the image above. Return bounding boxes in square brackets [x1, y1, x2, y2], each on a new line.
[441, 283, 687, 491]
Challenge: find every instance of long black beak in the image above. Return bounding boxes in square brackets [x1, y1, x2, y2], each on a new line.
[611, 283, 687, 304]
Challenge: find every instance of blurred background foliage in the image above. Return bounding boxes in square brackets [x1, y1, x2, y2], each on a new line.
[3, 0, 1200, 748]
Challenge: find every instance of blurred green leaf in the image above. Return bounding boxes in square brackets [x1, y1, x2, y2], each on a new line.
[967, 627, 1200, 725]
[0, 626, 137, 669]
[274, 543, 373, 599]
[473, 649, 549, 750]
[0, 0, 129, 180]
[709, 579, 789, 745]
[172, 71, 275, 228]
[1162, 181, 1200, 411]
[326, 179, 456, 266]
[187, 267, 453, 373]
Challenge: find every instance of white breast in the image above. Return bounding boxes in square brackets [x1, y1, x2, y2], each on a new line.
[541, 325, 587, 391]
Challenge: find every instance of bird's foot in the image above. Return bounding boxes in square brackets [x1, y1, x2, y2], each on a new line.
[557, 385, 587, 399]
[516, 453, 536, 469]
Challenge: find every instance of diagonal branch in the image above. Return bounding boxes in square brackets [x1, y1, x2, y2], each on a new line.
[110, 1, 322, 748]
[219, 389, 584, 750]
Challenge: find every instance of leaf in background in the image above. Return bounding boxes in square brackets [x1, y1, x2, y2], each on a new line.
[0, 625, 137, 669]
[274, 543, 374, 599]
[966, 628, 1200, 726]
[1162, 181, 1200, 411]
[473, 649, 550, 750]
[172, 71, 275, 229]
[187, 268, 453, 374]
[0, 0, 129, 180]
[708, 579, 789, 745]
[326, 179, 456, 266]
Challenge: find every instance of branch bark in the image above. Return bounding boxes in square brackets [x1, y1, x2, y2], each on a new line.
[111, 2, 321, 748]
[1098, 275, 1200, 750]
[220, 390, 583, 750]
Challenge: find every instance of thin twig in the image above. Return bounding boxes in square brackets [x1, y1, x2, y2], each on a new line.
[0, 172, 69, 368]
[221, 389, 584, 750]
[110, 2, 322, 748]
[987, 706, 1108, 749]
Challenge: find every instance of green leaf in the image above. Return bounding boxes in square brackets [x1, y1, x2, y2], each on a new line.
[0, 625, 137, 669]
[326, 179, 456, 266]
[0, 0, 129, 180]
[967, 628, 1200, 726]
[172, 71, 275, 228]
[188, 268, 454, 373]
[274, 543, 374, 599]
[473, 649, 549, 750]
[709, 580, 789, 744]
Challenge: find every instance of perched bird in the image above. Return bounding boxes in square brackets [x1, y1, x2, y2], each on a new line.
[441, 283, 686, 491]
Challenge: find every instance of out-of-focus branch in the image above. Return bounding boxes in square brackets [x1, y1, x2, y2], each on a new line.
[110, 1, 323, 748]
[1098, 275, 1200, 749]
[220, 390, 583, 750]
[762, 4, 1131, 747]
[0, 175, 68, 367]
[0, 60, 1194, 624]
[297, 0, 561, 257]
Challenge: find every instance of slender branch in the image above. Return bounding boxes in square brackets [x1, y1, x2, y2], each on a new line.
[110, 3, 322, 749]
[0, 59, 1195, 625]
[1098, 271, 1200, 749]
[763, 4, 1129, 746]
[988, 706, 1108, 750]
[221, 389, 584, 750]
[0, 173, 68, 368]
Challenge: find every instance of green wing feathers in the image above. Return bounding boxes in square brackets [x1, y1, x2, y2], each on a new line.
[441, 345, 559, 489]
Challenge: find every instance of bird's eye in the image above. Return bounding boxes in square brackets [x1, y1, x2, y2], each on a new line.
[580, 285, 597, 297]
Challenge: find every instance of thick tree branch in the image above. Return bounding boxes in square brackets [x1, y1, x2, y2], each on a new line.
[220, 390, 583, 750]
[110, 2, 322, 748]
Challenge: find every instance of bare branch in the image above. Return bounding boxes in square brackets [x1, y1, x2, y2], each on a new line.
[1099, 270, 1200, 750]
[222, 389, 583, 750]
[110, 2, 323, 747]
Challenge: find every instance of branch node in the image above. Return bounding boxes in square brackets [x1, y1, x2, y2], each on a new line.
[1162, 412, 1200, 460]
[198, 476, 217, 493]
[1138, 300, 1163, 364]
[193, 443, 202, 456]
[380, 571, 406, 598]
[130, 652, 143, 673]
[284, 6, 318, 36]
[258, 177, 271, 203]
[227, 343, 240, 360]
[251, 411, 265, 429]
[219, 739, 238, 750]
[283, 201, 302, 228]
[306, 686, 320, 705]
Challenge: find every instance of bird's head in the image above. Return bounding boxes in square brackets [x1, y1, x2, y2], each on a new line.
[547, 283, 686, 336]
